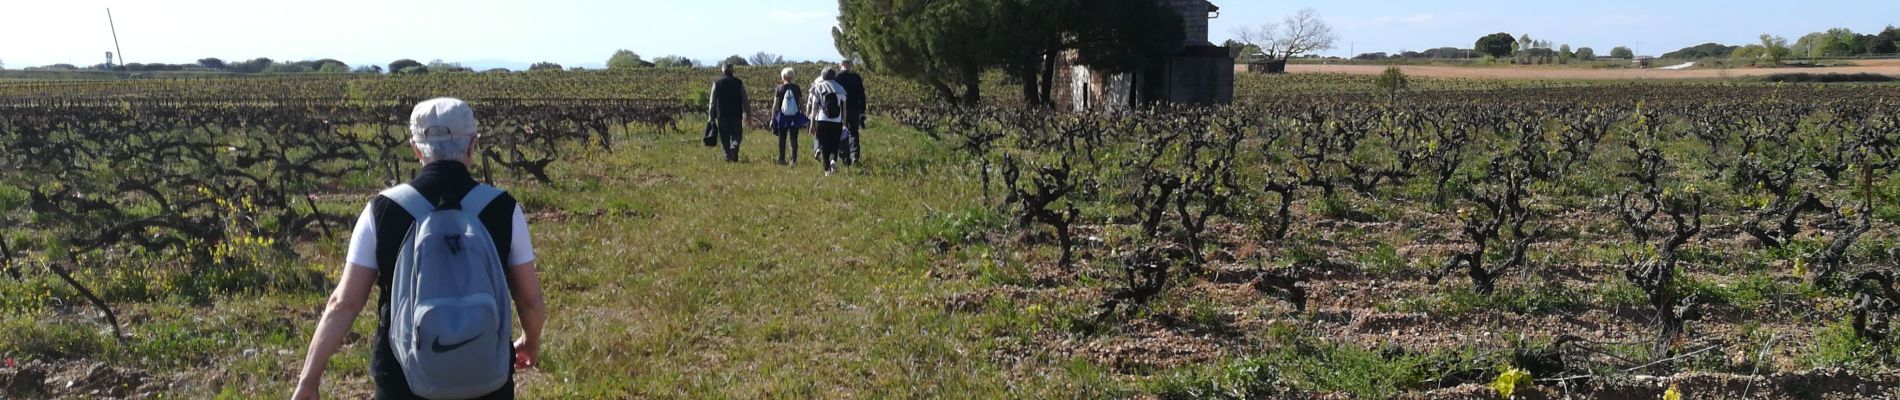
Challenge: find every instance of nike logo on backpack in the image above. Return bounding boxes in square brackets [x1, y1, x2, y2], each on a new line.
[443, 234, 465, 254]
[431, 335, 480, 353]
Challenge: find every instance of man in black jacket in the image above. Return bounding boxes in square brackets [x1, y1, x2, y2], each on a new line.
[835, 60, 866, 165]
[708, 62, 750, 162]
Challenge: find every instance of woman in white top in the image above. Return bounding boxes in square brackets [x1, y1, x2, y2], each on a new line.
[807, 67, 850, 175]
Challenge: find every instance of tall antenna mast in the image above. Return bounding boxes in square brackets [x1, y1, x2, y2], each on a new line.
[107, 8, 124, 70]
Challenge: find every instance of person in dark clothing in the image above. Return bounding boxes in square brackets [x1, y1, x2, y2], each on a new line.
[770, 67, 809, 166]
[708, 62, 750, 162]
[834, 60, 867, 165]
[296, 98, 548, 400]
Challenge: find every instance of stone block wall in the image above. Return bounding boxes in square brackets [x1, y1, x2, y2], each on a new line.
[1159, 0, 1212, 47]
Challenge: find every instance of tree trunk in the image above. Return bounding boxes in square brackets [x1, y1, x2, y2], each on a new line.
[962, 78, 983, 106]
[928, 81, 960, 105]
[1056, 211, 1074, 271]
[1, 233, 17, 280]
[1018, 62, 1041, 106]
[1039, 49, 1059, 107]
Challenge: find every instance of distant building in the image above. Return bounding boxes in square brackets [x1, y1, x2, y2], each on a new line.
[1053, 0, 1234, 113]
[1245, 57, 1283, 74]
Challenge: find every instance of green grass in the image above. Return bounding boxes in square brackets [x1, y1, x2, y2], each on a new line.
[1355, 242, 1406, 275]
[491, 120, 1099, 397]
[1385, 282, 1595, 317]
[1806, 320, 1900, 371]
[1, 119, 1116, 398]
[0, 313, 116, 361]
[1145, 322, 1477, 399]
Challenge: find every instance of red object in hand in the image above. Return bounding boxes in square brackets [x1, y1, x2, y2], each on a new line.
[513, 352, 531, 370]
[6, 357, 14, 368]
[512, 338, 538, 370]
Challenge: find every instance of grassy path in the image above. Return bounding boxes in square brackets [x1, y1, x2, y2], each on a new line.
[317, 121, 1107, 398]
[514, 122, 1003, 397]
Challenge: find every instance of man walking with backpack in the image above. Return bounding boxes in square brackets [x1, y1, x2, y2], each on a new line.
[295, 98, 548, 400]
[809, 67, 850, 176]
[835, 60, 867, 165]
[708, 62, 750, 162]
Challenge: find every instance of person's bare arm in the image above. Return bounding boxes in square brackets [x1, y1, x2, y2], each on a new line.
[506, 262, 547, 369]
[808, 88, 820, 120]
[707, 82, 720, 118]
[769, 87, 782, 130]
[292, 264, 377, 400]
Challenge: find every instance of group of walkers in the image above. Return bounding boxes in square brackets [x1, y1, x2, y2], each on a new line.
[293, 62, 874, 399]
[707, 60, 868, 175]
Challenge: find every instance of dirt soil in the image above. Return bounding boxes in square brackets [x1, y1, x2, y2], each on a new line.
[2, 360, 167, 399]
[1267, 61, 1900, 80]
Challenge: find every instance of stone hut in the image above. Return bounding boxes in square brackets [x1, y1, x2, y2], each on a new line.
[1053, 0, 1235, 113]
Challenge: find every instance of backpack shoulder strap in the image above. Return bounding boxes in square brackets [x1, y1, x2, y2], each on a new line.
[461, 184, 505, 215]
[380, 184, 433, 219]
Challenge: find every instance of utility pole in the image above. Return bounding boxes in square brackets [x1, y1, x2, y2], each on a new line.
[107, 8, 124, 70]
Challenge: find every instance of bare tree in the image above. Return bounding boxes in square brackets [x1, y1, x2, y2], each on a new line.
[749, 51, 786, 66]
[1233, 8, 1339, 60]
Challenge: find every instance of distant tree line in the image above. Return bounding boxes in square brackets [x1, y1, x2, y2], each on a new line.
[1659, 26, 1898, 66]
[13, 49, 756, 75]
[1660, 43, 1739, 60]
[26, 57, 375, 74]
[1789, 26, 1900, 57]
[1317, 25, 1896, 68]
[1352, 47, 1483, 61]
[602, 50, 792, 71]
[1466, 32, 1602, 65]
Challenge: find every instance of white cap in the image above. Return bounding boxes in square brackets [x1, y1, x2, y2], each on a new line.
[409, 98, 478, 143]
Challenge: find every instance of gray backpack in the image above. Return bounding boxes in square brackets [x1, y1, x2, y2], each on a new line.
[382, 184, 512, 399]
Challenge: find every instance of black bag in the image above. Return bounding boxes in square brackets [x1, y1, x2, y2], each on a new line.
[702, 120, 718, 147]
[822, 88, 842, 118]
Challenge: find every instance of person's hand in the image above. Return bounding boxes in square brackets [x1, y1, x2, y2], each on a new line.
[513, 337, 540, 370]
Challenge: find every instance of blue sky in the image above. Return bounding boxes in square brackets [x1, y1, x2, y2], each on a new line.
[2, 0, 1895, 69]
[1212, 0, 1898, 57]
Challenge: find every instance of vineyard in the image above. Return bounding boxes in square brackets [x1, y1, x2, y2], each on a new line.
[906, 83, 1900, 399]
[2, 72, 1900, 398]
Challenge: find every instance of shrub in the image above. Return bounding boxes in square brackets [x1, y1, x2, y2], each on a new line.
[0, 315, 115, 360]
[1760, 73, 1896, 83]
[1375, 66, 1409, 97]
